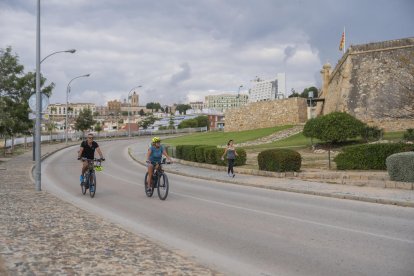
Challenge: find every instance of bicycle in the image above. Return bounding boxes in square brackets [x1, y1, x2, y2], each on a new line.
[144, 158, 170, 200]
[80, 158, 104, 198]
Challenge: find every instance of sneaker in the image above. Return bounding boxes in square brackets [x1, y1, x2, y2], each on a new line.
[232, 174, 235, 178]
[80, 175, 84, 186]
[90, 185, 94, 192]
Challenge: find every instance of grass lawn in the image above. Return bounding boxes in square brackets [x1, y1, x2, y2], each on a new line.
[163, 125, 293, 147]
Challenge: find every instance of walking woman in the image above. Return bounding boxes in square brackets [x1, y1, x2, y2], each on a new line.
[221, 139, 238, 177]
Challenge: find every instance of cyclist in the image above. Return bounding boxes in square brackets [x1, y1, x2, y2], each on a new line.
[146, 137, 172, 190]
[77, 133, 105, 186]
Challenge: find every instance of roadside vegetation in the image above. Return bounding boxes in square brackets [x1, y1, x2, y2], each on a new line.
[164, 117, 408, 171]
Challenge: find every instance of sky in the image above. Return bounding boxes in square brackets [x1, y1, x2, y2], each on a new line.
[1, 0, 413, 107]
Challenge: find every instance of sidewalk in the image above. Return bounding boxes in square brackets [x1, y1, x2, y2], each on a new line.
[0, 142, 219, 275]
[129, 149, 414, 208]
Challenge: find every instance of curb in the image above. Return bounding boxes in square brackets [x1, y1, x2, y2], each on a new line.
[128, 149, 414, 208]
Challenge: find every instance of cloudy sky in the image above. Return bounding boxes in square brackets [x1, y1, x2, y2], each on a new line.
[1, 0, 413, 106]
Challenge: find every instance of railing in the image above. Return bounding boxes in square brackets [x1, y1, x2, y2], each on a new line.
[2, 126, 208, 148]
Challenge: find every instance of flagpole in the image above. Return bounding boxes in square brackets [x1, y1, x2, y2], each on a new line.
[343, 27, 346, 54]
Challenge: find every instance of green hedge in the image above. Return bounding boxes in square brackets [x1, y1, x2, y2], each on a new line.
[204, 147, 218, 164]
[386, 152, 414, 182]
[215, 148, 247, 166]
[334, 143, 414, 170]
[195, 145, 216, 163]
[257, 149, 301, 172]
[175, 144, 246, 166]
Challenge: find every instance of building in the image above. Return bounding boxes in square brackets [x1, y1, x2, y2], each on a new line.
[248, 73, 286, 103]
[47, 103, 96, 117]
[204, 94, 248, 112]
[189, 101, 204, 112]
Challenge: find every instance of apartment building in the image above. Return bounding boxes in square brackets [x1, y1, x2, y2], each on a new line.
[249, 73, 286, 103]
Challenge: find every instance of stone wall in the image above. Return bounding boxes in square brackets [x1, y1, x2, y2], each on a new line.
[320, 37, 414, 131]
[224, 97, 307, 132]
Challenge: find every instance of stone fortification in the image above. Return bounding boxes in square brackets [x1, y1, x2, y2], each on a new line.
[319, 37, 414, 131]
[224, 97, 307, 132]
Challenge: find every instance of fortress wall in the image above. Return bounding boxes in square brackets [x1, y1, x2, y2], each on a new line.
[322, 38, 414, 131]
[224, 97, 307, 132]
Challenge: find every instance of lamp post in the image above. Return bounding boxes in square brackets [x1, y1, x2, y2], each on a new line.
[127, 85, 142, 137]
[237, 85, 243, 108]
[32, 49, 77, 161]
[41, 49, 76, 64]
[65, 74, 91, 144]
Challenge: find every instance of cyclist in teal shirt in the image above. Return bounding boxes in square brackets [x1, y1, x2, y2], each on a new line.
[146, 137, 172, 190]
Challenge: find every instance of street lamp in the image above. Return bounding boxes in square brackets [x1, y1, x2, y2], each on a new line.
[34, 0, 77, 191]
[32, 49, 77, 161]
[41, 49, 76, 64]
[236, 85, 243, 107]
[128, 85, 142, 137]
[65, 74, 91, 144]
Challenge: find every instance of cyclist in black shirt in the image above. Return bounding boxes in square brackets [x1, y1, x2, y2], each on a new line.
[77, 133, 105, 185]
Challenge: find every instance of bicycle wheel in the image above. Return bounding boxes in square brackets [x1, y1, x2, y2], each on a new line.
[157, 173, 169, 200]
[89, 172, 96, 198]
[144, 172, 154, 197]
[81, 173, 88, 195]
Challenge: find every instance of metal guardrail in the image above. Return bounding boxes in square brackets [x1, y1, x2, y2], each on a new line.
[2, 127, 208, 148]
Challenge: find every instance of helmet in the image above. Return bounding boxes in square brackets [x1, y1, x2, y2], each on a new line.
[95, 165, 103, 172]
[152, 137, 161, 143]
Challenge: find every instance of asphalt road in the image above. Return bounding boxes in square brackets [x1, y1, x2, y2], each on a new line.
[42, 139, 414, 276]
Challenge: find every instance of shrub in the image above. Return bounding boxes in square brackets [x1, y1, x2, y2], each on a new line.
[175, 145, 184, 159]
[386, 152, 414, 182]
[257, 149, 301, 172]
[403, 129, 414, 141]
[195, 145, 215, 163]
[334, 143, 414, 170]
[181, 145, 202, 161]
[204, 147, 218, 164]
[215, 148, 247, 166]
[361, 126, 383, 142]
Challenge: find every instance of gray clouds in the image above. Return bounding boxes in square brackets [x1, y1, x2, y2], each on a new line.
[0, 0, 413, 105]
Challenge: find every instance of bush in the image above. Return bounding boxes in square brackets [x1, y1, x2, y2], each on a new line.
[334, 143, 414, 170]
[361, 126, 383, 142]
[175, 145, 184, 159]
[257, 149, 301, 172]
[386, 152, 414, 182]
[204, 147, 218, 164]
[181, 145, 202, 161]
[195, 145, 215, 163]
[215, 148, 247, 166]
[403, 129, 414, 141]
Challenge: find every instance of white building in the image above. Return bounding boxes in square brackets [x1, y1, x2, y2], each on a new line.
[248, 73, 286, 103]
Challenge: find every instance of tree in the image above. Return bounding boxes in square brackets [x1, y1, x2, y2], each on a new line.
[178, 118, 198, 129]
[304, 112, 364, 144]
[94, 121, 103, 135]
[303, 112, 365, 169]
[194, 115, 209, 129]
[74, 108, 95, 138]
[139, 115, 157, 129]
[301, 86, 319, 99]
[168, 116, 175, 130]
[146, 102, 162, 112]
[175, 104, 192, 115]
[139, 109, 145, 116]
[0, 46, 54, 152]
